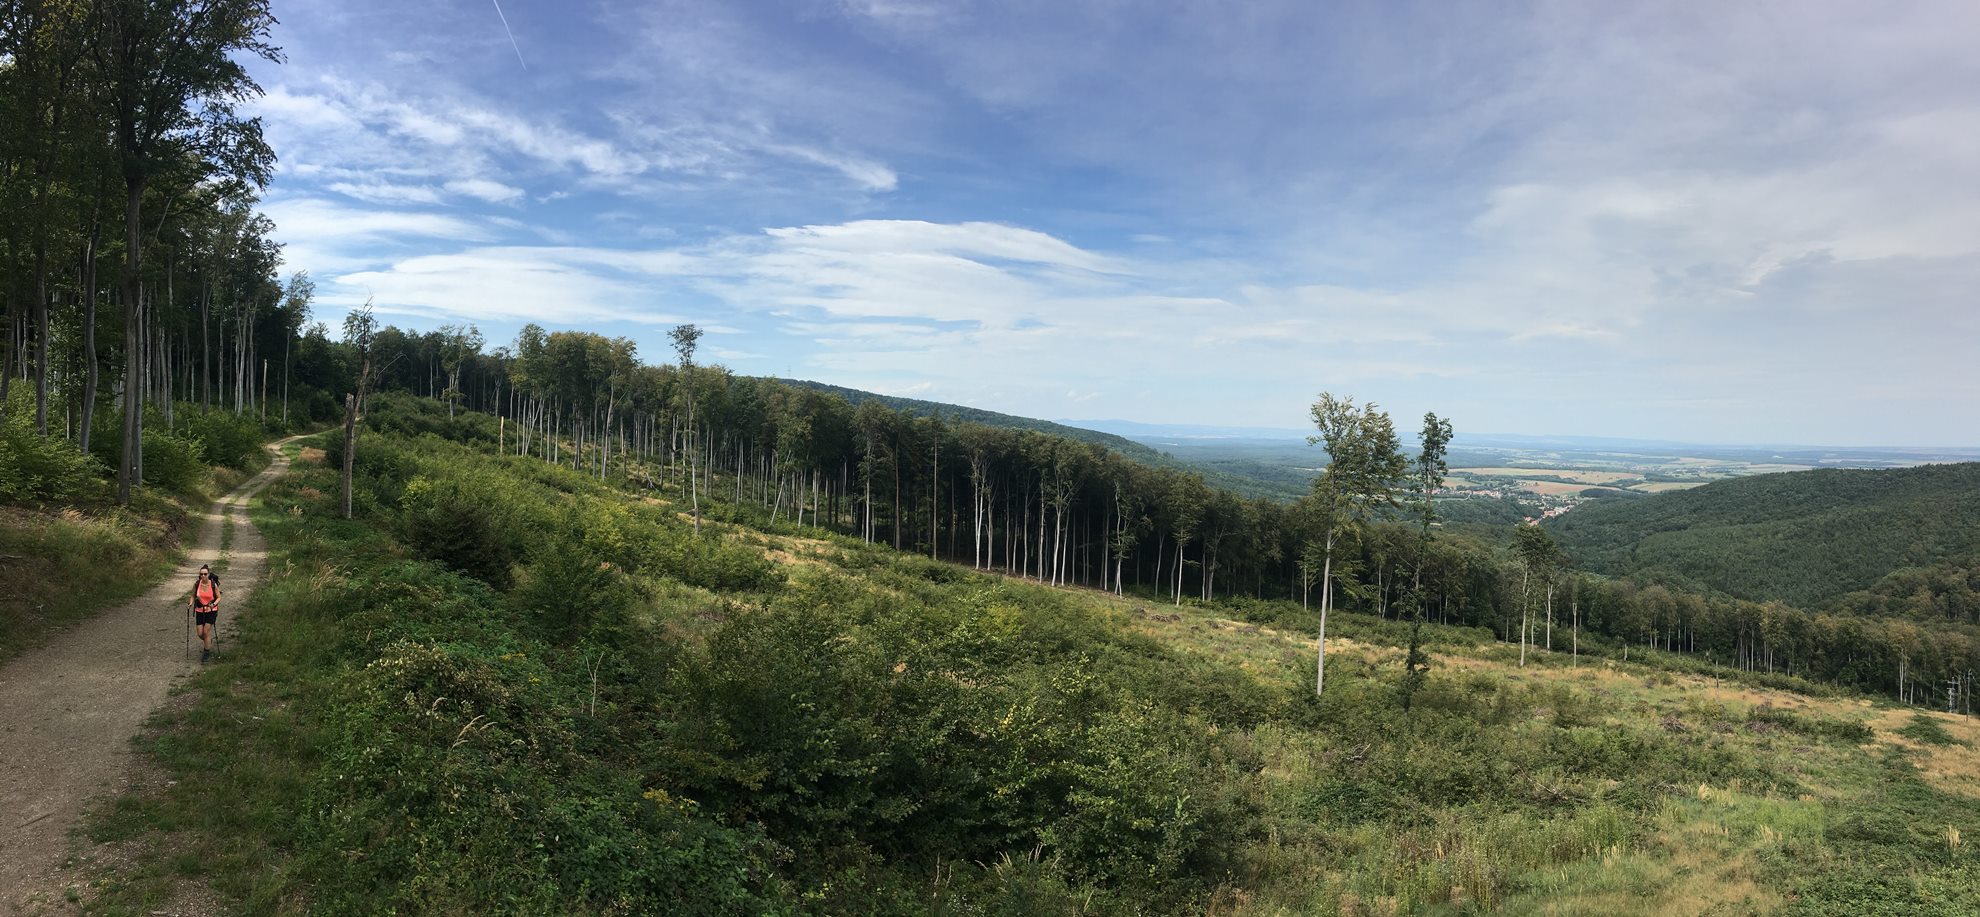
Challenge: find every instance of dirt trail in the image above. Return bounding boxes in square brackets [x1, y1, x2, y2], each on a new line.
[0, 437, 301, 915]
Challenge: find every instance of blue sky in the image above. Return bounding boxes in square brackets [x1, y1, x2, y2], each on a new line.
[247, 0, 1980, 446]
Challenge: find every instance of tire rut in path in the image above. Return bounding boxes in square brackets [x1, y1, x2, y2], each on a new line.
[0, 437, 302, 915]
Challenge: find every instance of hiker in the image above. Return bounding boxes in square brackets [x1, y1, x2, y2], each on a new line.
[191, 564, 221, 662]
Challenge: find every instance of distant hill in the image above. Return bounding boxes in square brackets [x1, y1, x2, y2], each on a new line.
[1060, 419, 1312, 441]
[1547, 462, 1980, 607]
[777, 380, 1303, 499]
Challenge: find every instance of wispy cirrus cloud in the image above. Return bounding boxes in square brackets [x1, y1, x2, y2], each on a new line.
[240, 0, 1980, 444]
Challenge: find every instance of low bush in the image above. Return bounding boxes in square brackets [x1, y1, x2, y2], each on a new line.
[1748, 705, 1877, 744]
[176, 407, 270, 469]
[1895, 713, 1964, 747]
[83, 416, 209, 496]
[397, 472, 521, 588]
[0, 401, 104, 503]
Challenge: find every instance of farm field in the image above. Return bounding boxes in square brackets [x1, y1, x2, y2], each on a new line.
[1120, 432, 1980, 520]
[1453, 468, 1647, 485]
[1629, 482, 1706, 493]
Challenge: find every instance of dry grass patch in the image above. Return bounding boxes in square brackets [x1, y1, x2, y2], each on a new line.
[1517, 480, 1611, 496]
[1866, 708, 1980, 799]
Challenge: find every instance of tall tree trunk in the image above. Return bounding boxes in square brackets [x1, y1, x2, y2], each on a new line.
[1317, 529, 1336, 697]
[116, 174, 145, 505]
[1174, 539, 1185, 606]
[1571, 596, 1579, 664]
[1545, 583, 1554, 651]
[33, 244, 49, 436]
[1519, 567, 1530, 667]
[342, 393, 357, 518]
[80, 223, 101, 454]
[930, 434, 939, 559]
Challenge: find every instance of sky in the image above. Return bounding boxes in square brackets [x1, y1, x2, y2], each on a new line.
[245, 0, 1980, 447]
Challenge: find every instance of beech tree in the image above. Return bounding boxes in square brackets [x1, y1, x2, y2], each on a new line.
[1513, 521, 1563, 666]
[99, 0, 280, 503]
[1402, 411, 1453, 707]
[668, 323, 702, 533]
[437, 322, 483, 419]
[1168, 472, 1206, 606]
[339, 299, 375, 520]
[1306, 393, 1407, 696]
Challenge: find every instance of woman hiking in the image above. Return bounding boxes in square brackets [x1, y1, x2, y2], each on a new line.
[190, 564, 221, 663]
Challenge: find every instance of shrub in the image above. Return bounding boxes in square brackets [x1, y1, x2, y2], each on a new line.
[0, 395, 104, 503]
[82, 415, 209, 496]
[397, 473, 520, 588]
[1748, 705, 1876, 744]
[654, 577, 1250, 898]
[1896, 714, 1964, 747]
[137, 429, 208, 494]
[514, 519, 644, 641]
[301, 635, 786, 914]
[176, 408, 267, 469]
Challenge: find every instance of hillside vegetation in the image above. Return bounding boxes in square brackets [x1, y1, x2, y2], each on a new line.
[1550, 463, 1980, 608]
[80, 399, 1980, 916]
[0, 388, 287, 665]
[782, 378, 1305, 500]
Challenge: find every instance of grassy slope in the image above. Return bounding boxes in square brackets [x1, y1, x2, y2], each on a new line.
[1549, 462, 1980, 607]
[0, 461, 265, 668]
[0, 502, 185, 666]
[80, 427, 1980, 916]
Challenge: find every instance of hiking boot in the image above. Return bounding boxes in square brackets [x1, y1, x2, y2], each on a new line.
[201, 648, 211, 663]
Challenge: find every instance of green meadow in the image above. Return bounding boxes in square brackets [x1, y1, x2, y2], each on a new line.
[75, 401, 1980, 915]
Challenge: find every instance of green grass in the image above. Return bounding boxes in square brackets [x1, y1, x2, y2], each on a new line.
[1896, 714, 1966, 747]
[78, 412, 1980, 916]
[0, 403, 290, 666]
[0, 501, 187, 666]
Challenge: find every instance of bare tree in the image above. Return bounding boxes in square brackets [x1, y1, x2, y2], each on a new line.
[340, 299, 376, 520]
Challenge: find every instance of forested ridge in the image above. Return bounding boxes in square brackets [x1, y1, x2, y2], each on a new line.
[779, 377, 1304, 500]
[1551, 462, 1980, 608]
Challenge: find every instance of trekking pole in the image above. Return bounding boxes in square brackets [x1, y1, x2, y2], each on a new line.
[185, 603, 192, 661]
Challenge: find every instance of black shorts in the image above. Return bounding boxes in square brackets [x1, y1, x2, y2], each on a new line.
[195, 609, 217, 626]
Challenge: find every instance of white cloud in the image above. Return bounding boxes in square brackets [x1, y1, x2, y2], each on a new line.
[763, 143, 899, 192]
[261, 197, 493, 274]
[242, 0, 1980, 442]
[331, 249, 688, 325]
[444, 178, 527, 204]
[326, 180, 444, 205]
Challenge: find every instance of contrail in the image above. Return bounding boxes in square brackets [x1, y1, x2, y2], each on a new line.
[490, 0, 527, 70]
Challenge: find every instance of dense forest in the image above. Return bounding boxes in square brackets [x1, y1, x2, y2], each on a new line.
[781, 378, 1303, 501]
[0, 0, 323, 506]
[1551, 463, 1980, 607]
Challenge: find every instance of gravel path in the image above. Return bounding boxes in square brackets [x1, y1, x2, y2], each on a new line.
[0, 438, 300, 915]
